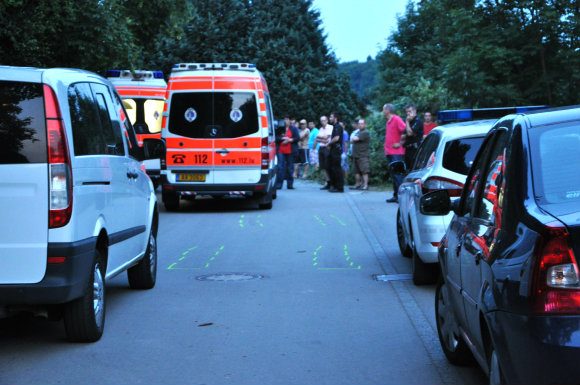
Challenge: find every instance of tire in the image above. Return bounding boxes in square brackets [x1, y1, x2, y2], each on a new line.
[257, 187, 273, 210]
[435, 278, 474, 365]
[488, 346, 504, 385]
[397, 210, 412, 258]
[63, 249, 106, 342]
[412, 247, 437, 285]
[163, 192, 179, 211]
[128, 229, 157, 290]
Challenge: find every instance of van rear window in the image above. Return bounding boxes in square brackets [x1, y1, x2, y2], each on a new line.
[0, 81, 47, 164]
[442, 136, 484, 175]
[169, 92, 259, 139]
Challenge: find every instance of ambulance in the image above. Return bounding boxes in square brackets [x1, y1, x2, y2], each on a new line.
[160, 63, 277, 211]
[106, 69, 167, 187]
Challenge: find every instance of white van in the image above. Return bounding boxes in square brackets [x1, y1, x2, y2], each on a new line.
[160, 63, 277, 210]
[0, 66, 158, 342]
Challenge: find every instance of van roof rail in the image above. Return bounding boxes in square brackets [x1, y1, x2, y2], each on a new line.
[172, 63, 258, 72]
[105, 70, 164, 80]
[438, 106, 549, 123]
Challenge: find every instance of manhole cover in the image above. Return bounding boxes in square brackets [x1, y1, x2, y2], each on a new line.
[196, 273, 263, 282]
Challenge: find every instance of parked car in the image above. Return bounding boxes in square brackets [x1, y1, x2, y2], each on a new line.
[397, 120, 494, 284]
[0, 66, 159, 342]
[420, 106, 580, 384]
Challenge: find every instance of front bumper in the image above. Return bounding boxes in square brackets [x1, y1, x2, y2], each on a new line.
[0, 237, 97, 305]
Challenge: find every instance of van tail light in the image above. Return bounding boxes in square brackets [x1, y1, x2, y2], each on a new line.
[531, 224, 580, 314]
[421, 176, 463, 197]
[44, 85, 72, 228]
[261, 137, 269, 170]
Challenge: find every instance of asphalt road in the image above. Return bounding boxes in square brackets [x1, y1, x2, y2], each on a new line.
[0, 179, 487, 385]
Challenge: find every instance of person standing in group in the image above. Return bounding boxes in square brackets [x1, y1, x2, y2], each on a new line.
[316, 116, 333, 189]
[423, 111, 437, 138]
[275, 116, 300, 190]
[341, 123, 350, 180]
[293, 119, 310, 178]
[351, 118, 371, 190]
[383, 103, 406, 203]
[403, 103, 423, 171]
[308, 121, 319, 170]
[327, 112, 344, 192]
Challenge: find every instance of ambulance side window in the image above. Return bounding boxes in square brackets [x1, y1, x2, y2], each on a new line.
[265, 94, 275, 137]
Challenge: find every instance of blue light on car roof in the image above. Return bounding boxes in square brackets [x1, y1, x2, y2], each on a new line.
[105, 70, 121, 78]
[153, 71, 164, 79]
[438, 106, 549, 123]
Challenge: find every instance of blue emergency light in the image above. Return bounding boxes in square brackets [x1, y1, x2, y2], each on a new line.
[438, 106, 549, 123]
[105, 70, 121, 78]
[153, 71, 164, 79]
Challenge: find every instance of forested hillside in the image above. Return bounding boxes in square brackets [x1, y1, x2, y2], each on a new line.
[0, 0, 365, 122]
[338, 57, 378, 104]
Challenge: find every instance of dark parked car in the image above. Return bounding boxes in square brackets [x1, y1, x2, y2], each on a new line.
[420, 106, 580, 384]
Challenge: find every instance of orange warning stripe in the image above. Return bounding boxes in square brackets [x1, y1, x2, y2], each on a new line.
[136, 133, 161, 146]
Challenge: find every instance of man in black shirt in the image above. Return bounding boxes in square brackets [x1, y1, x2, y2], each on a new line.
[328, 112, 344, 192]
[403, 103, 423, 171]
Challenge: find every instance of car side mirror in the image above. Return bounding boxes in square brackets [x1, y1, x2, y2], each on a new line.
[420, 190, 451, 216]
[142, 138, 165, 160]
[389, 160, 406, 174]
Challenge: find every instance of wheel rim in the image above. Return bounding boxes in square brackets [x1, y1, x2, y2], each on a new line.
[437, 282, 459, 352]
[93, 263, 104, 327]
[148, 234, 157, 276]
[489, 349, 501, 385]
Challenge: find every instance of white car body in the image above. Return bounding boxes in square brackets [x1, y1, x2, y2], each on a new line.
[0, 66, 158, 342]
[397, 120, 495, 284]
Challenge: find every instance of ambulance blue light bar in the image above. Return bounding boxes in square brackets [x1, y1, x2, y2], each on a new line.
[105, 70, 121, 78]
[438, 106, 549, 123]
[105, 70, 164, 80]
[172, 63, 258, 72]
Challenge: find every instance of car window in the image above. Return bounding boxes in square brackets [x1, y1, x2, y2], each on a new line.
[122, 98, 163, 135]
[112, 92, 142, 160]
[461, 134, 496, 218]
[68, 82, 106, 156]
[412, 133, 439, 170]
[265, 94, 275, 137]
[91, 84, 125, 156]
[0, 81, 46, 164]
[474, 131, 508, 225]
[169, 92, 259, 139]
[442, 136, 485, 175]
[529, 122, 580, 208]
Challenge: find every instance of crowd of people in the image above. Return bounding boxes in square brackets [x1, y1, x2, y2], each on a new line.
[275, 104, 437, 199]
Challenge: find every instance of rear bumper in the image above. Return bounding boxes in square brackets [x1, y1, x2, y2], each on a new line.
[161, 173, 272, 194]
[0, 237, 96, 305]
[489, 311, 580, 384]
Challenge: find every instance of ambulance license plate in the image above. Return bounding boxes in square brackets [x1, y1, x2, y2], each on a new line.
[177, 173, 206, 182]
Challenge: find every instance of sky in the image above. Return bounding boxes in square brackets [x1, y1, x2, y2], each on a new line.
[311, 0, 410, 63]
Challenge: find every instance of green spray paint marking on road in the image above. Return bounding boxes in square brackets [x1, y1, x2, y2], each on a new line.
[331, 215, 347, 226]
[313, 216, 326, 227]
[313, 245, 323, 266]
[168, 246, 200, 270]
[239, 215, 246, 228]
[256, 215, 264, 228]
[204, 245, 225, 269]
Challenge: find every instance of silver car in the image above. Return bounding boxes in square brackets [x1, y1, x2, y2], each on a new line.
[397, 120, 494, 284]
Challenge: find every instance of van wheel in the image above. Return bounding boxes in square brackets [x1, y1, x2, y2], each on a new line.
[257, 188, 273, 210]
[163, 192, 179, 211]
[63, 249, 106, 342]
[128, 230, 157, 289]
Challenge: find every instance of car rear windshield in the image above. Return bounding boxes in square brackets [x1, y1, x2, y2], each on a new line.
[442, 136, 484, 175]
[0, 81, 47, 164]
[529, 122, 580, 209]
[168, 92, 259, 139]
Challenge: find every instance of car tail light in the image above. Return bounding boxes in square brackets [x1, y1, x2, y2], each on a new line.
[531, 224, 580, 314]
[261, 137, 269, 170]
[422, 176, 463, 197]
[45, 85, 72, 228]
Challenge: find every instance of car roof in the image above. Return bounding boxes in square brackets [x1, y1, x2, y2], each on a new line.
[518, 105, 580, 128]
[0, 65, 106, 86]
[430, 119, 496, 141]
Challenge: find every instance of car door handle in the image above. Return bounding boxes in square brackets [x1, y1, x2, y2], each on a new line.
[216, 149, 230, 154]
[474, 251, 484, 265]
[127, 171, 138, 179]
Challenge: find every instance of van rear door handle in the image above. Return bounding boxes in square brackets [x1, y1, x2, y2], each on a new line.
[216, 149, 230, 154]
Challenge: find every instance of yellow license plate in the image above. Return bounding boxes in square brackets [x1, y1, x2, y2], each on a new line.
[177, 174, 206, 182]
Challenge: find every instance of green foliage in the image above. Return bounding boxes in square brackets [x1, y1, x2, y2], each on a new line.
[0, 0, 364, 124]
[373, 0, 580, 113]
[338, 57, 378, 104]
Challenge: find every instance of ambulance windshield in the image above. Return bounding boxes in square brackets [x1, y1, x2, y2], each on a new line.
[169, 92, 259, 139]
